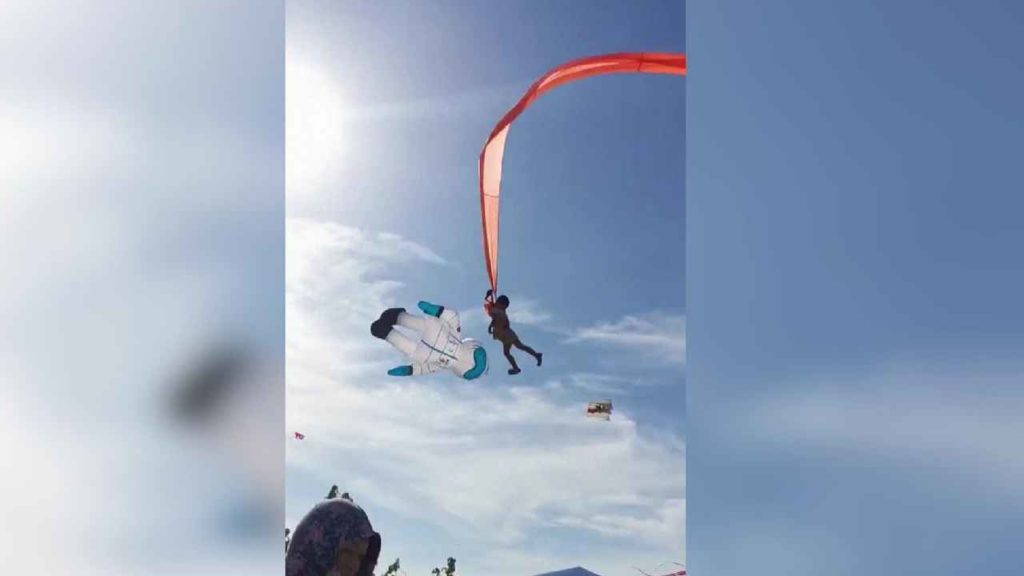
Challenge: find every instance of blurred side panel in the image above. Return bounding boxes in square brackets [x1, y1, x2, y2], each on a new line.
[688, 1, 1024, 575]
[0, 1, 283, 573]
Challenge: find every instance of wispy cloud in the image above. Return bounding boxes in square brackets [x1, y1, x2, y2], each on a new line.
[565, 313, 686, 365]
[543, 373, 637, 396]
[456, 295, 558, 348]
[548, 497, 685, 549]
[504, 295, 554, 326]
[286, 217, 449, 384]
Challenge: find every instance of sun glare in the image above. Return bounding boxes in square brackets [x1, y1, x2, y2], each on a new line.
[286, 55, 348, 202]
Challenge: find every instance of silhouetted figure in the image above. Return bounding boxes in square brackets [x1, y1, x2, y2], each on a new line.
[487, 294, 542, 375]
[287, 498, 381, 576]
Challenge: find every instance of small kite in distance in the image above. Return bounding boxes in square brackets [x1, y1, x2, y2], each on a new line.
[293, 431, 305, 440]
[586, 400, 613, 420]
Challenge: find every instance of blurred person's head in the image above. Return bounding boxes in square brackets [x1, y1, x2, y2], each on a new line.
[286, 499, 380, 576]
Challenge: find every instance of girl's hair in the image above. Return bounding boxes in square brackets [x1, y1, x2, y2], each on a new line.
[496, 295, 510, 307]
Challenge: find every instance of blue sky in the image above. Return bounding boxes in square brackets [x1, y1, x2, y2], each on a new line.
[689, 1, 1024, 574]
[287, 1, 685, 575]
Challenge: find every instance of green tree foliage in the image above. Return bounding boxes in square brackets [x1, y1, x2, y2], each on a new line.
[382, 558, 401, 576]
[432, 557, 456, 576]
[386, 555, 455, 576]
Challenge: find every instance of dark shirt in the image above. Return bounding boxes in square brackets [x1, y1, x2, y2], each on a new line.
[489, 308, 516, 342]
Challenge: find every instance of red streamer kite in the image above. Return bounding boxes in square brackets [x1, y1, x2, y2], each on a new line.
[478, 52, 687, 293]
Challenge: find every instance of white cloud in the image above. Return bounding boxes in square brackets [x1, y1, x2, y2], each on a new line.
[565, 313, 686, 365]
[286, 217, 449, 383]
[456, 297, 555, 343]
[549, 497, 685, 549]
[504, 295, 554, 327]
[543, 373, 635, 396]
[287, 219, 685, 576]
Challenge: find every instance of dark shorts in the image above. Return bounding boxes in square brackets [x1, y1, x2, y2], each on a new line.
[493, 328, 519, 345]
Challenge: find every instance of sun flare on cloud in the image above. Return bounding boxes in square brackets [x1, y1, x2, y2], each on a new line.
[287, 54, 350, 200]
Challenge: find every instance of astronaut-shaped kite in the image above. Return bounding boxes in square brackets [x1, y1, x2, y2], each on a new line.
[370, 302, 488, 380]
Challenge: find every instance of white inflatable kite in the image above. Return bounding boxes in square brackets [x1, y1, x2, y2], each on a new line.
[371, 302, 488, 380]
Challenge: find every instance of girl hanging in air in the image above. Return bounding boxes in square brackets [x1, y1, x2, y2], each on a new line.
[486, 291, 542, 375]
